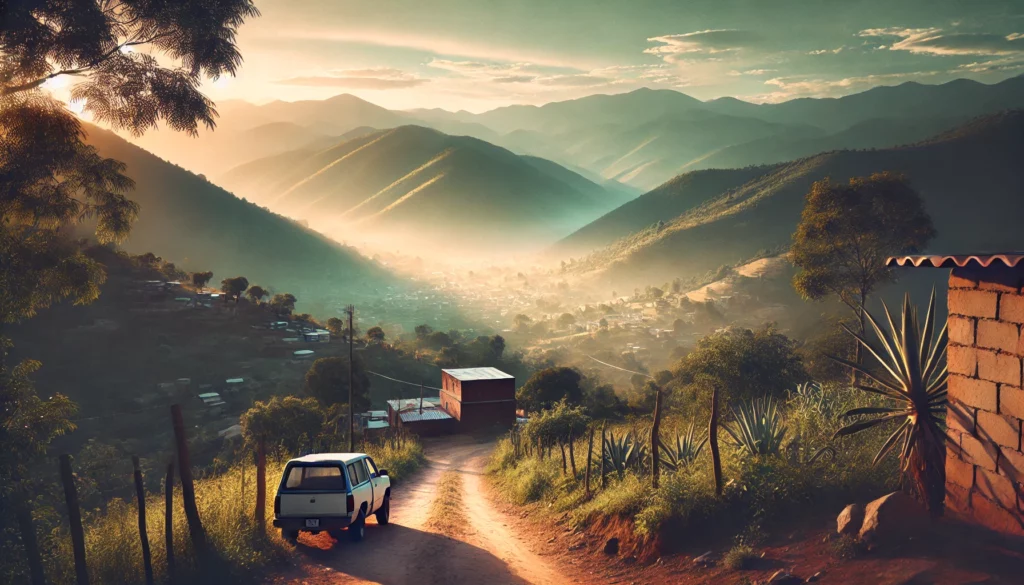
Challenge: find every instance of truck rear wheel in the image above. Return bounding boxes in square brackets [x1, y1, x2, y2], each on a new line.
[375, 495, 390, 525]
[349, 510, 366, 542]
[282, 529, 298, 543]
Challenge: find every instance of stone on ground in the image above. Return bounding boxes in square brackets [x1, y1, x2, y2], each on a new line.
[837, 503, 864, 535]
[858, 491, 928, 545]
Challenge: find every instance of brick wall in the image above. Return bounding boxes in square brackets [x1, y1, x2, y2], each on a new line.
[946, 267, 1024, 536]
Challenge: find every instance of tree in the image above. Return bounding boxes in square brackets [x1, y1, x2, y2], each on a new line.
[191, 271, 214, 290]
[556, 313, 576, 329]
[423, 331, 453, 350]
[670, 325, 806, 407]
[414, 324, 434, 340]
[269, 293, 296, 317]
[326, 317, 345, 337]
[513, 314, 532, 332]
[246, 285, 268, 305]
[516, 367, 584, 412]
[791, 173, 935, 371]
[304, 356, 371, 412]
[366, 326, 386, 344]
[220, 276, 249, 303]
[240, 396, 325, 454]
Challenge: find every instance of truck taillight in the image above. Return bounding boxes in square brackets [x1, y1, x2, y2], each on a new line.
[274, 495, 280, 515]
[346, 493, 354, 513]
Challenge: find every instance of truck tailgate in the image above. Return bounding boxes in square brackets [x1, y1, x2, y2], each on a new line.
[279, 492, 348, 517]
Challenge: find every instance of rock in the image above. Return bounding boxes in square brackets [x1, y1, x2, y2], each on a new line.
[806, 571, 824, 582]
[604, 537, 620, 555]
[837, 503, 864, 535]
[768, 570, 803, 584]
[859, 491, 928, 545]
[693, 551, 714, 565]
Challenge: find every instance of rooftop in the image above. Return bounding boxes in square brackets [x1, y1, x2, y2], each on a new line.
[398, 409, 453, 423]
[886, 254, 1024, 269]
[288, 453, 366, 464]
[442, 367, 515, 381]
[386, 397, 441, 412]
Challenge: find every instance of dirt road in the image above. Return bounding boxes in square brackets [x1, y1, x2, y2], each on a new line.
[270, 436, 570, 585]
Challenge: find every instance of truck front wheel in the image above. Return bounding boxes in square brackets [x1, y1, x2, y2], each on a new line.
[375, 495, 391, 525]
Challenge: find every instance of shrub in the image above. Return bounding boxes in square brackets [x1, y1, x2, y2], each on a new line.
[723, 544, 757, 570]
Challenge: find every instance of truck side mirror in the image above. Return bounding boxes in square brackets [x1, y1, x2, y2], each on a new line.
[378, 469, 388, 477]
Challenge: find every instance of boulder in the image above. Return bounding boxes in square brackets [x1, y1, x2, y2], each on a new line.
[837, 503, 864, 535]
[768, 571, 803, 584]
[859, 491, 928, 545]
[603, 537, 619, 555]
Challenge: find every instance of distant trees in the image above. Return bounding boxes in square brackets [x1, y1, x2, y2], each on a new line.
[669, 325, 806, 407]
[517, 367, 584, 412]
[220, 276, 249, 303]
[269, 293, 297, 317]
[791, 172, 935, 369]
[556, 313, 577, 329]
[246, 285, 268, 304]
[513, 314, 532, 332]
[191, 271, 214, 290]
[304, 357, 371, 412]
[326, 317, 345, 338]
[241, 396, 325, 454]
[414, 324, 434, 340]
[366, 326, 386, 344]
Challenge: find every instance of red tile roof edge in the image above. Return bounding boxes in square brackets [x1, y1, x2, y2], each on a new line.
[886, 254, 1024, 268]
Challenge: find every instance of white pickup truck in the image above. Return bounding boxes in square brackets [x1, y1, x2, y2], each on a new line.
[273, 453, 391, 542]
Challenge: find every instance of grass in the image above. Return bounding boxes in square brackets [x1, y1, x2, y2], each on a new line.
[45, 437, 426, 585]
[723, 544, 758, 570]
[426, 471, 468, 538]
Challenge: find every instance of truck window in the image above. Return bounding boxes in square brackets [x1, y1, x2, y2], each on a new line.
[348, 460, 369, 485]
[365, 457, 379, 477]
[283, 464, 346, 491]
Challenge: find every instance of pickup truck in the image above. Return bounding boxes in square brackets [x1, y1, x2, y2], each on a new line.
[273, 453, 391, 542]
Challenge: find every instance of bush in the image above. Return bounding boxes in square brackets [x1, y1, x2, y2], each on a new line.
[493, 457, 560, 505]
[723, 544, 757, 570]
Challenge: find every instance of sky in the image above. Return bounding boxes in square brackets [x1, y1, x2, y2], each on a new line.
[123, 0, 1024, 112]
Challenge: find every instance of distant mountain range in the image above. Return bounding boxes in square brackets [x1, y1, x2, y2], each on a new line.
[216, 125, 633, 253]
[561, 110, 1024, 290]
[126, 75, 1024, 195]
[82, 124, 402, 306]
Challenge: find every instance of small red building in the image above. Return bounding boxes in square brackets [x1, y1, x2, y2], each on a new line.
[385, 397, 456, 437]
[440, 367, 516, 431]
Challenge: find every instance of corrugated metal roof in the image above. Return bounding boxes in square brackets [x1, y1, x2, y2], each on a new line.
[386, 397, 441, 411]
[398, 409, 453, 423]
[886, 254, 1024, 268]
[442, 367, 514, 381]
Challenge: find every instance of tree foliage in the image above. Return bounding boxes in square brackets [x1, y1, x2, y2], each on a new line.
[246, 285, 267, 304]
[521, 400, 590, 445]
[269, 293, 296, 317]
[366, 326, 386, 344]
[190, 271, 213, 290]
[791, 173, 935, 319]
[220, 275, 248, 302]
[670, 325, 806, 406]
[303, 356, 371, 412]
[517, 367, 584, 412]
[240, 395, 325, 454]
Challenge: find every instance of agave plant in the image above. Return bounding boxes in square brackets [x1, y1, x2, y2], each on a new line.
[661, 422, 708, 471]
[603, 431, 647, 478]
[724, 396, 788, 457]
[831, 290, 947, 516]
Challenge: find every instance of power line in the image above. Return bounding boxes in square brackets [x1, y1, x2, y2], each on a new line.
[583, 354, 653, 379]
[366, 369, 442, 391]
[71, 402, 176, 422]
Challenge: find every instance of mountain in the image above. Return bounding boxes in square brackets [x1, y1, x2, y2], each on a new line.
[553, 165, 776, 256]
[567, 110, 1024, 289]
[217, 125, 634, 254]
[82, 123, 401, 306]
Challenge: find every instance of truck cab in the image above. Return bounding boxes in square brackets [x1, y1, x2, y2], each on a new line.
[273, 453, 391, 542]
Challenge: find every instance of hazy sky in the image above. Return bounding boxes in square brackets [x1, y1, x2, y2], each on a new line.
[200, 0, 1024, 112]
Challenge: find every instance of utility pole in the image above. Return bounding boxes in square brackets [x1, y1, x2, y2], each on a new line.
[346, 305, 355, 452]
[419, 383, 424, 414]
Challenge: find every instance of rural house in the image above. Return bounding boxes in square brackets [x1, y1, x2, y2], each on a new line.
[888, 254, 1024, 536]
[440, 367, 517, 431]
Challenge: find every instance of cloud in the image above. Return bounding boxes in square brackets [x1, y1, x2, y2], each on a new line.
[537, 74, 611, 87]
[728, 68, 777, 76]
[645, 29, 761, 62]
[275, 68, 428, 89]
[493, 75, 537, 83]
[808, 47, 844, 55]
[753, 70, 942, 102]
[859, 27, 1024, 56]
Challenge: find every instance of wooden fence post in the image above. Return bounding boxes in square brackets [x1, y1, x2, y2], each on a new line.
[600, 422, 607, 489]
[255, 437, 266, 535]
[59, 454, 89, 585]
[709, 388, 722, 496]
[164, 460, 175, 578]
[558, 438, 567, 474]
[584, 426, 595, 499]
[170, 404, 208, 555]
[651, 384, 663, 489]
[132, 456, 154, 585]
[537, 436, 543, 461]
[12, 474, 46, 585]
[568, 428, 577, 477]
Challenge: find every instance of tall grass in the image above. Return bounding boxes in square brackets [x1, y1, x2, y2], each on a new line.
[45, 437, 426, 585]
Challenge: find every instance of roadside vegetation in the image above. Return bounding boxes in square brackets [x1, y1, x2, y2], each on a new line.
[426, 471, 469, 538]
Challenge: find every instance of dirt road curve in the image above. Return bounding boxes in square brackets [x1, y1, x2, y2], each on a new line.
[270, 436, 568, 585]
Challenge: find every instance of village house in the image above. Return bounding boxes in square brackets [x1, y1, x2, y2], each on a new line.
[440, 367, 517, 431]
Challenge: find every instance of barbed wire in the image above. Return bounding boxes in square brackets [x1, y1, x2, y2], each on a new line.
[583, 354, 653, 379]
[366, 369, 442, 391]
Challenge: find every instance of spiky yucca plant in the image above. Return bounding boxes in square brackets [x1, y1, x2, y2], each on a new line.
[725, 396, 788, 457]
[661, 422, 708, 471]
[831, 290, 947, 516]
[603, 432, 647, 478]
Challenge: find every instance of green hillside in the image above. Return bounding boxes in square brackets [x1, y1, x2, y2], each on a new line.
[82, 124, 401, 305]
[217, 125, 633, 251]
[569, 110, 1024, 289]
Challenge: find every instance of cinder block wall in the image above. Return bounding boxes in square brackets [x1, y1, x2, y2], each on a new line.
[946, 267, 1024, 536]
